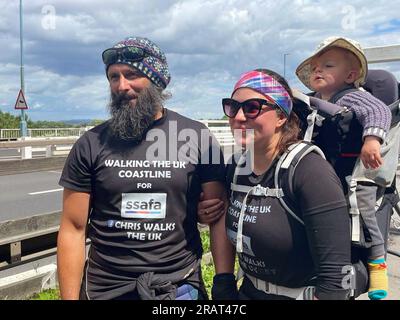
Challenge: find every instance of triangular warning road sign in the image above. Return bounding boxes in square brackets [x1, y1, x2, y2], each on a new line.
[15, 89, 28, 110]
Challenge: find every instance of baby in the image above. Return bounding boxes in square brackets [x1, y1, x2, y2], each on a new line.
[296, 36, 392, 300]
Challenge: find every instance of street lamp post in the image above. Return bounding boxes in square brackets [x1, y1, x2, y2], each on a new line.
[19, 0, 28, 137]
[283, 53, 290, 79]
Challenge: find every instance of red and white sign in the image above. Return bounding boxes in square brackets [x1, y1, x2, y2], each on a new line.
[14, 89, 28, 110]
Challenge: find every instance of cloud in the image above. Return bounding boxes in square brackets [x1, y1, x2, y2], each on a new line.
[0, 0, 399, 121]
[167, 70, 234, 119]
[0, 62, 110, 120]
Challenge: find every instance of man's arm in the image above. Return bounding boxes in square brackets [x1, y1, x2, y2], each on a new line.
[201, 181, 235, 274]
[57, 188, 90, 300]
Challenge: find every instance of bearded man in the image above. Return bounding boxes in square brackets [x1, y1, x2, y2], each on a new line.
[57, 37, 235, 300]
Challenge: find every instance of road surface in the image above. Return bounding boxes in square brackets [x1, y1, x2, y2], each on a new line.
[0, 170, 62, 222]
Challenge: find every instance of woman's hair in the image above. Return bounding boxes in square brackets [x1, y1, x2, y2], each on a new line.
[255, 68, 301, 155]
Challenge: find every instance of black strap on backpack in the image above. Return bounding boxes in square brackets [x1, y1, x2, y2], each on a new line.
[274, 141, 326, 225]
[229, 142, 373, 298]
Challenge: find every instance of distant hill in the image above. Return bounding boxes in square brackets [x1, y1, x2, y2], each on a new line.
[61, 119, 95, 126]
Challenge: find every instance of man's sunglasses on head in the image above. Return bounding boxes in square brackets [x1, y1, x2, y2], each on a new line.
[102, 46, 148, 65]
[222, 98, 278, 119]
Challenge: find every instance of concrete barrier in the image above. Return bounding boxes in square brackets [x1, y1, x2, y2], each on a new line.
[0, 156, 67, 176]
[0, 211, 61, 243]
[0, 264, 57, 300]
[0, 137, 78, 148]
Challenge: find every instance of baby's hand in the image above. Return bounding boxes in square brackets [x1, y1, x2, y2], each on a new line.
[360, 136, 383, 169]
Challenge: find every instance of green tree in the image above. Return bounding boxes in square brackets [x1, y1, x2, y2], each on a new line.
[87, 119, 106, 126]
[0, 110, 20, 128]
[29, 120, 72, 128]
[0, 109, 95, 129]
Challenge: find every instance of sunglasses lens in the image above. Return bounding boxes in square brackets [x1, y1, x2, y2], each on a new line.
[222, 99, 275, 119]
[102, 49, 118, 65]
[102, 47, 147, 65]
[122, 47, 146, 61]
[222, 99, 239, 118]
[243, 100, 262, 118]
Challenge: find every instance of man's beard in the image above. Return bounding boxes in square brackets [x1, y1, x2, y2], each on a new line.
[108, 85, 164, 142]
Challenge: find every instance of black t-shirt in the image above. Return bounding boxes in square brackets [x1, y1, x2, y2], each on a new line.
[59, 108, 225, 299]
[226, 152, 351, 300]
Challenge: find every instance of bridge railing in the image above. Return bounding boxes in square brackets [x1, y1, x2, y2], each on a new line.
[0, 129, 20, 140]
[199, 120, 234, 147]
[0, 121, 235, 159]
[0, 127, 90, 141]
[29, 128, 87, 138]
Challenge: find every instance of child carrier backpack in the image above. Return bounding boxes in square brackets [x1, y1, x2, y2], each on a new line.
[292, 69, 400, 247]
[271, 141, 397, 298]
[290, 69, 400, 296]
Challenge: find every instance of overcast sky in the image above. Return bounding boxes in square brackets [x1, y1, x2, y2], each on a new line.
[0, 0, 399, 121]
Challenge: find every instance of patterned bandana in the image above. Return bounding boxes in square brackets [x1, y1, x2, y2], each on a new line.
[105, 36, 171, 89]
[233, 70, 292, 117]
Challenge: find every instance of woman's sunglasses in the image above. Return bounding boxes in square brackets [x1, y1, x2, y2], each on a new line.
[102, 46, 148, 65]
[222, 98, 278, 119]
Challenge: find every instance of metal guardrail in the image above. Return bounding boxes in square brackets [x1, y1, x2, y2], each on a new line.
[0, 211, 61, 271]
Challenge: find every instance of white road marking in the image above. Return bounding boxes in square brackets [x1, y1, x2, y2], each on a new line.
[48, 170, 62, 174]
[29, 188, 63, 195]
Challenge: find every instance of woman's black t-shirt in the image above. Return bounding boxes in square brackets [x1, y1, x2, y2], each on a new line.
[226, 152, 351, 300]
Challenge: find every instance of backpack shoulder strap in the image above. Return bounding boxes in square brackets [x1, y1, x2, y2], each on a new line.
[329, 86, 359, 104]
[229, 143, 326, 253]
[230, 151, 284, 198]
[230, 151, 283, 253]
[292, 89, 324, 142]
[274, 141, 326, 226]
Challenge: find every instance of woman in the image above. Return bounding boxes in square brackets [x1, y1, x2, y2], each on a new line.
[202, 69, 352, 300]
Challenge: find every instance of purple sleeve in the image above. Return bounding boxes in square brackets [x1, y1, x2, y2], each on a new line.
[337, 90, 392, 142]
